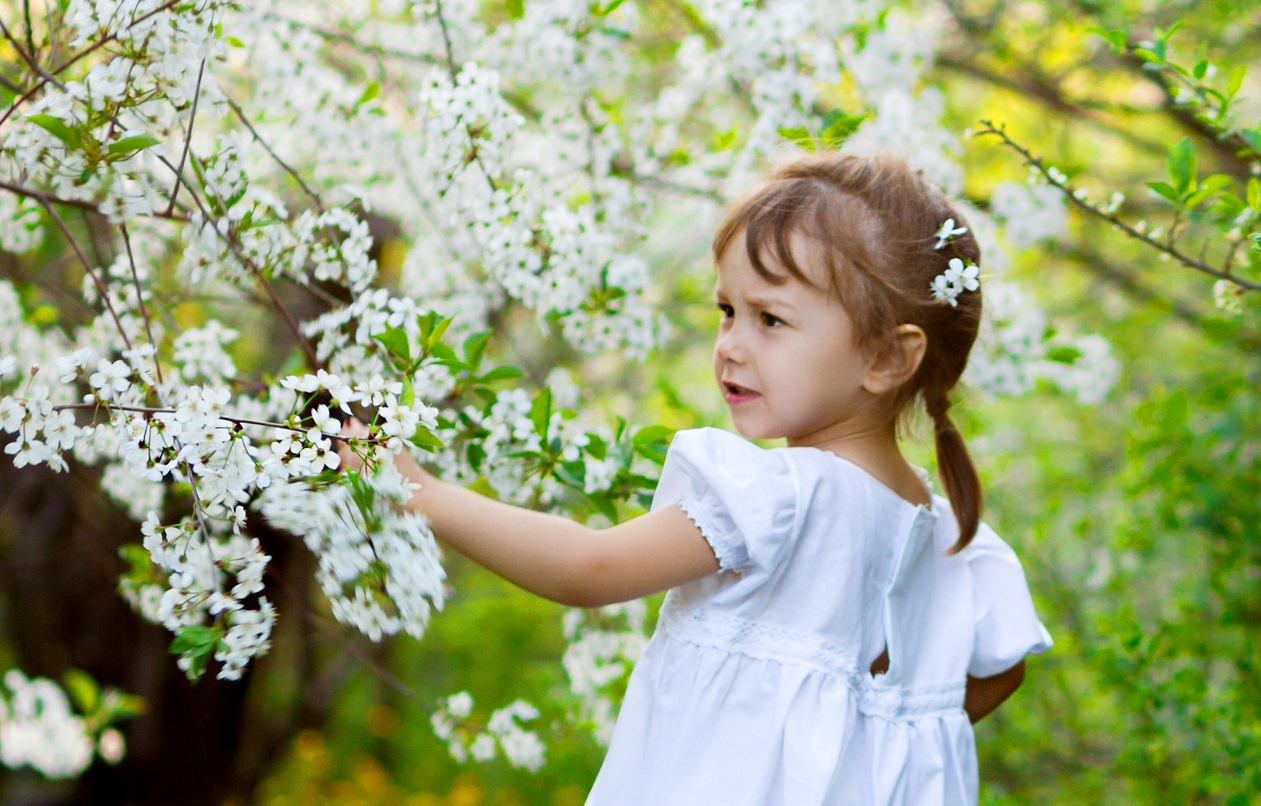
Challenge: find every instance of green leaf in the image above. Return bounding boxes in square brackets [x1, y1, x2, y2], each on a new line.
[63, 669, 100, 714]
[105, 692, 147, 720]
[477, 366, 524, 383]
[226, 36, 245, 48]
[1228, 65, 1247, 98]
[400, 374, 415, 407]
[1167, 138, 1196, 195]
[1045, 345, 1084, 365]
[1088, 26, 1128, 53]
[1146, 181, 1181, 204]
[589, 0, 624, 16]
[462, 332, 491, 370]
[529, 387, 552, 440]
[373, 326, 411, 363]
[106, 134, 161, 159]
[1184, 174, 1232, 209]
[169, 624, 223, 682]
[554, 460, 585, 489]
[1192, 60, 1208, 81]
[467, 442, 486, 470]
[425, 316, 452, 352]
[586, 492, 619, 523]
[778, 126, 814, 151]
[505, 0, 524, 18]
[409, 425, 446, 453]
[1241, 128, 1261, 158]
[631, 424, 674, 447]
[357, 81, 380, 108]
[27, 114, 82, 149]
[632, 424, 675, 464]
[584, 433, 608, 460]
[819, 110, 866, 149]
[1247, 178, 1261, 212]
[712, 126, 737, 151]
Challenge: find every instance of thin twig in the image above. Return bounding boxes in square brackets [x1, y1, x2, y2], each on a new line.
[0, 179, 189, 221]
[37, 198, 133, 349]
[119, 223, 163, 385]
[165, 58, 205, 216]
[431, 0, 459, 80]
[224, 96, 324, 211]
[974, 120, 1261, 293]
[263, 14, 440, 67]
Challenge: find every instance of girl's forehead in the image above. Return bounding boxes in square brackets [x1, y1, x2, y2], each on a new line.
[716, 239, 834, 302]
[716, 227, 836, 291]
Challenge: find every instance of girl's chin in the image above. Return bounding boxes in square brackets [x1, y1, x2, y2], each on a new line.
[728, 413, 784, 442]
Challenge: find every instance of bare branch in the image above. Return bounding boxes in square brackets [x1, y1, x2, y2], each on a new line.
[0, 178, 190, 221]
[37, 197, 134, 350]
[224, 96, 325, 211]
[119, 223, 163, 385]
[165, 58, 205, 216]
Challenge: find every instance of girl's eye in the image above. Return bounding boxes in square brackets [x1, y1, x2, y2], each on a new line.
[761, 311, 784, 327]
[717, 303, 734, 319]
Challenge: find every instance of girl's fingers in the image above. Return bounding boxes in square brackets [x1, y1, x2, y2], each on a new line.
[338, 418, 369, 471]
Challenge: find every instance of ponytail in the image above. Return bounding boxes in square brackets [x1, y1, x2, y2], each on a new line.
[926, 389, 982, 553]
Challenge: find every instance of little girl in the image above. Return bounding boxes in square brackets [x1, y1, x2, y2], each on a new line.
[343, 153, 1051, 805]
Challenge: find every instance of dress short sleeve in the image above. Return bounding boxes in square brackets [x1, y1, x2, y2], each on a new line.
[964, 522, 1054, 678]
[650, 428, 797, 573]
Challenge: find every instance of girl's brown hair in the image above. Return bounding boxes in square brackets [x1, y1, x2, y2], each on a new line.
[713, 153, 984, 551]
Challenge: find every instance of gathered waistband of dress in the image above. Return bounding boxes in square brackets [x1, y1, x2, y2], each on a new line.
[657, 598, 966, 721]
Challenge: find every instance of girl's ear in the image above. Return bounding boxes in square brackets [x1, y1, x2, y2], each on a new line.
[862, 324, 927, 395]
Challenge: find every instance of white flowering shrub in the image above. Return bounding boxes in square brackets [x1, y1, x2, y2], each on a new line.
[0, 0, 1126, 779]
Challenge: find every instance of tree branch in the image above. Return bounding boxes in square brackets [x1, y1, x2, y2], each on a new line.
[975, 120, 1261, 293]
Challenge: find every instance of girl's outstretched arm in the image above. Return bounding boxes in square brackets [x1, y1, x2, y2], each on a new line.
[340, 423, 719, 607]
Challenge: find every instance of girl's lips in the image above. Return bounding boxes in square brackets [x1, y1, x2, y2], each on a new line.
[722, 382, 760, 406]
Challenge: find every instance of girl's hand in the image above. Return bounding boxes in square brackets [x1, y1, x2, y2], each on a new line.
[337, 418, 372, 473]
[336, 418, 430, 487]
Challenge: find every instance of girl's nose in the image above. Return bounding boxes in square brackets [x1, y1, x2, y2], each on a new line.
[714, 326, 745, 364]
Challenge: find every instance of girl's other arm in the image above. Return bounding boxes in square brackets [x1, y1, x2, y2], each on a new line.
[341, 426, 718, 607]
[963, 660, 1025, 723]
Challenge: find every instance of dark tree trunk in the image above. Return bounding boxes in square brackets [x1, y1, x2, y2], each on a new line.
[0, 458, 320, 805]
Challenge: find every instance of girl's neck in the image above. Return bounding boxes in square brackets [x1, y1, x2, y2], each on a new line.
[786, 418, 931, 508]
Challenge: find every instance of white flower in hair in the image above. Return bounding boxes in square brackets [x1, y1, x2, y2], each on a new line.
[930, 258, 981, 307]
[933, 218, 968, 249]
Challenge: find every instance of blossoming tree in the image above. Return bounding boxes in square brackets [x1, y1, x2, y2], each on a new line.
[10, 0, 1237, 798]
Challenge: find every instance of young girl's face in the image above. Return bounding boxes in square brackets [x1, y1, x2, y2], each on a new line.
[713, 231, 874, 444]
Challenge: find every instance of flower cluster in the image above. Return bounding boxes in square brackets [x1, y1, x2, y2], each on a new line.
[561, 601, 649, 746]
[930, 257, 981, 307]
[0, 669, 135, 779]
[430, 692, 546, 772]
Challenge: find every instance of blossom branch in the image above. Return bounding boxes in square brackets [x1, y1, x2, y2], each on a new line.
[0, 0, 186, 128]
[0, 178, 189, 221]
[975, 119, 1261, 293]
[51, 402, 383, 444]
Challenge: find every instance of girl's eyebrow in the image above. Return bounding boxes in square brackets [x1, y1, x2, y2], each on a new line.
[742, 293, 797, 312]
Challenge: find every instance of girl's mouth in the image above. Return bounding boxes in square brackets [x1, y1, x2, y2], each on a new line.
[722, 382, 760, 405]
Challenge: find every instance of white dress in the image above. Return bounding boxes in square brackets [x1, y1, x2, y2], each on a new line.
[585, 428, 1052, 806]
